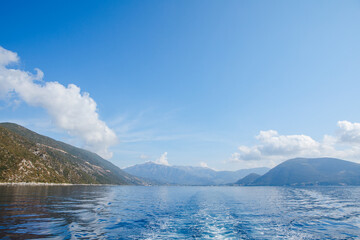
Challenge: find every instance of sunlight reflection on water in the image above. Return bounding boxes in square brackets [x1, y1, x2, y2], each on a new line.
[0, 185, 360, 239]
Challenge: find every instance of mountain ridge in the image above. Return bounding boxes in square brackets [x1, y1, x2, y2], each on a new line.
[233, 173, 261, 186]
[242, 157, 360, 186]
[0, 122, 146, 185]
[123, 161, 269, 185]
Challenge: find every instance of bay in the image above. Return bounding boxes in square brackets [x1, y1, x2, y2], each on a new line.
[0, 186, 359, 239]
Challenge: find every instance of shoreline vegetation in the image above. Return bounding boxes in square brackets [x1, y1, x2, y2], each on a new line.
[0, 123, 146, 186]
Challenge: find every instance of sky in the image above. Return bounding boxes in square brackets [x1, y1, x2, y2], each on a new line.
[1, 0, 360, 170]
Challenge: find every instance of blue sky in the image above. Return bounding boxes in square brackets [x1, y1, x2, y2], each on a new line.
[1, 0, 360, 170]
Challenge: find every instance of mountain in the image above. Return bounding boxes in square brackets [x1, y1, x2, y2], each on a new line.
[248, 157, 360, 186]
[212, 168, 269, 184]
[234, 173, 261, 186]
[123, 162, 211, 185]
[123, 162, 269, 185]
[0, 122, 145, 185]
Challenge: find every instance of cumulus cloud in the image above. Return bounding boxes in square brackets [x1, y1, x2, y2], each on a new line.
[0, 47, 18, 66]
[231, 130, 321, 163]
[337, 120, 360, 144]
[0, 46, 117, 159]
[231, 121, 360, 167]
[200, 162, 209, 168]
[155, 152, 169, 165]
[256, 130, 320, 156]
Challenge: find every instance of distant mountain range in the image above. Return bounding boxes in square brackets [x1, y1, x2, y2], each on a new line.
[3, 122, 360, 187]
[123, 162, 269, 185]
[0, 123, 146, 185]
[234, 157, 360, 186]
[125, 157, 360, 187]
[234, 173, 261, 186]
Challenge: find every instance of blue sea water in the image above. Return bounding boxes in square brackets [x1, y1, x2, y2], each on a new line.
[0, 186, 359, 239]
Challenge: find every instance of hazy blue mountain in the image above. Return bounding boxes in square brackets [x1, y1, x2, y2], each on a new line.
[0, 122, 146, 185]
[213, 168, 269, 184]
[250, 157, 360, 186]
[123, 162, 269, 185]
[234, 173, 261, 186]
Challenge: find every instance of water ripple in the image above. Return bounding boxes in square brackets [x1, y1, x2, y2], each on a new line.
[0, 186, 360, 239]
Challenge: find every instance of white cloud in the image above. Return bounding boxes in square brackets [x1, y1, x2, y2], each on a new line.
[337, 120, 360, 144]
[233, 130, 320, 162]
[200, 162, 209, 168]
[0, 46, 117, 159]
[256, 130, 320, 156]
[0, 47, 18, 66]
[155, 152, 169, 165]
[199, 161, 217, 170]
[231, 121, 360, 167]
[232, 146, 262, 161]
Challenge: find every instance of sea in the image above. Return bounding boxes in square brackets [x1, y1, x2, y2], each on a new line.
[0, 185, 359, 239]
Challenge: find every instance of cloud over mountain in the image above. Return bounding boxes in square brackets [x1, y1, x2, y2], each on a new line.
[232, 121, 360, 167]
[0, 46, 117, 159]
[155, 152, 169, 165]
